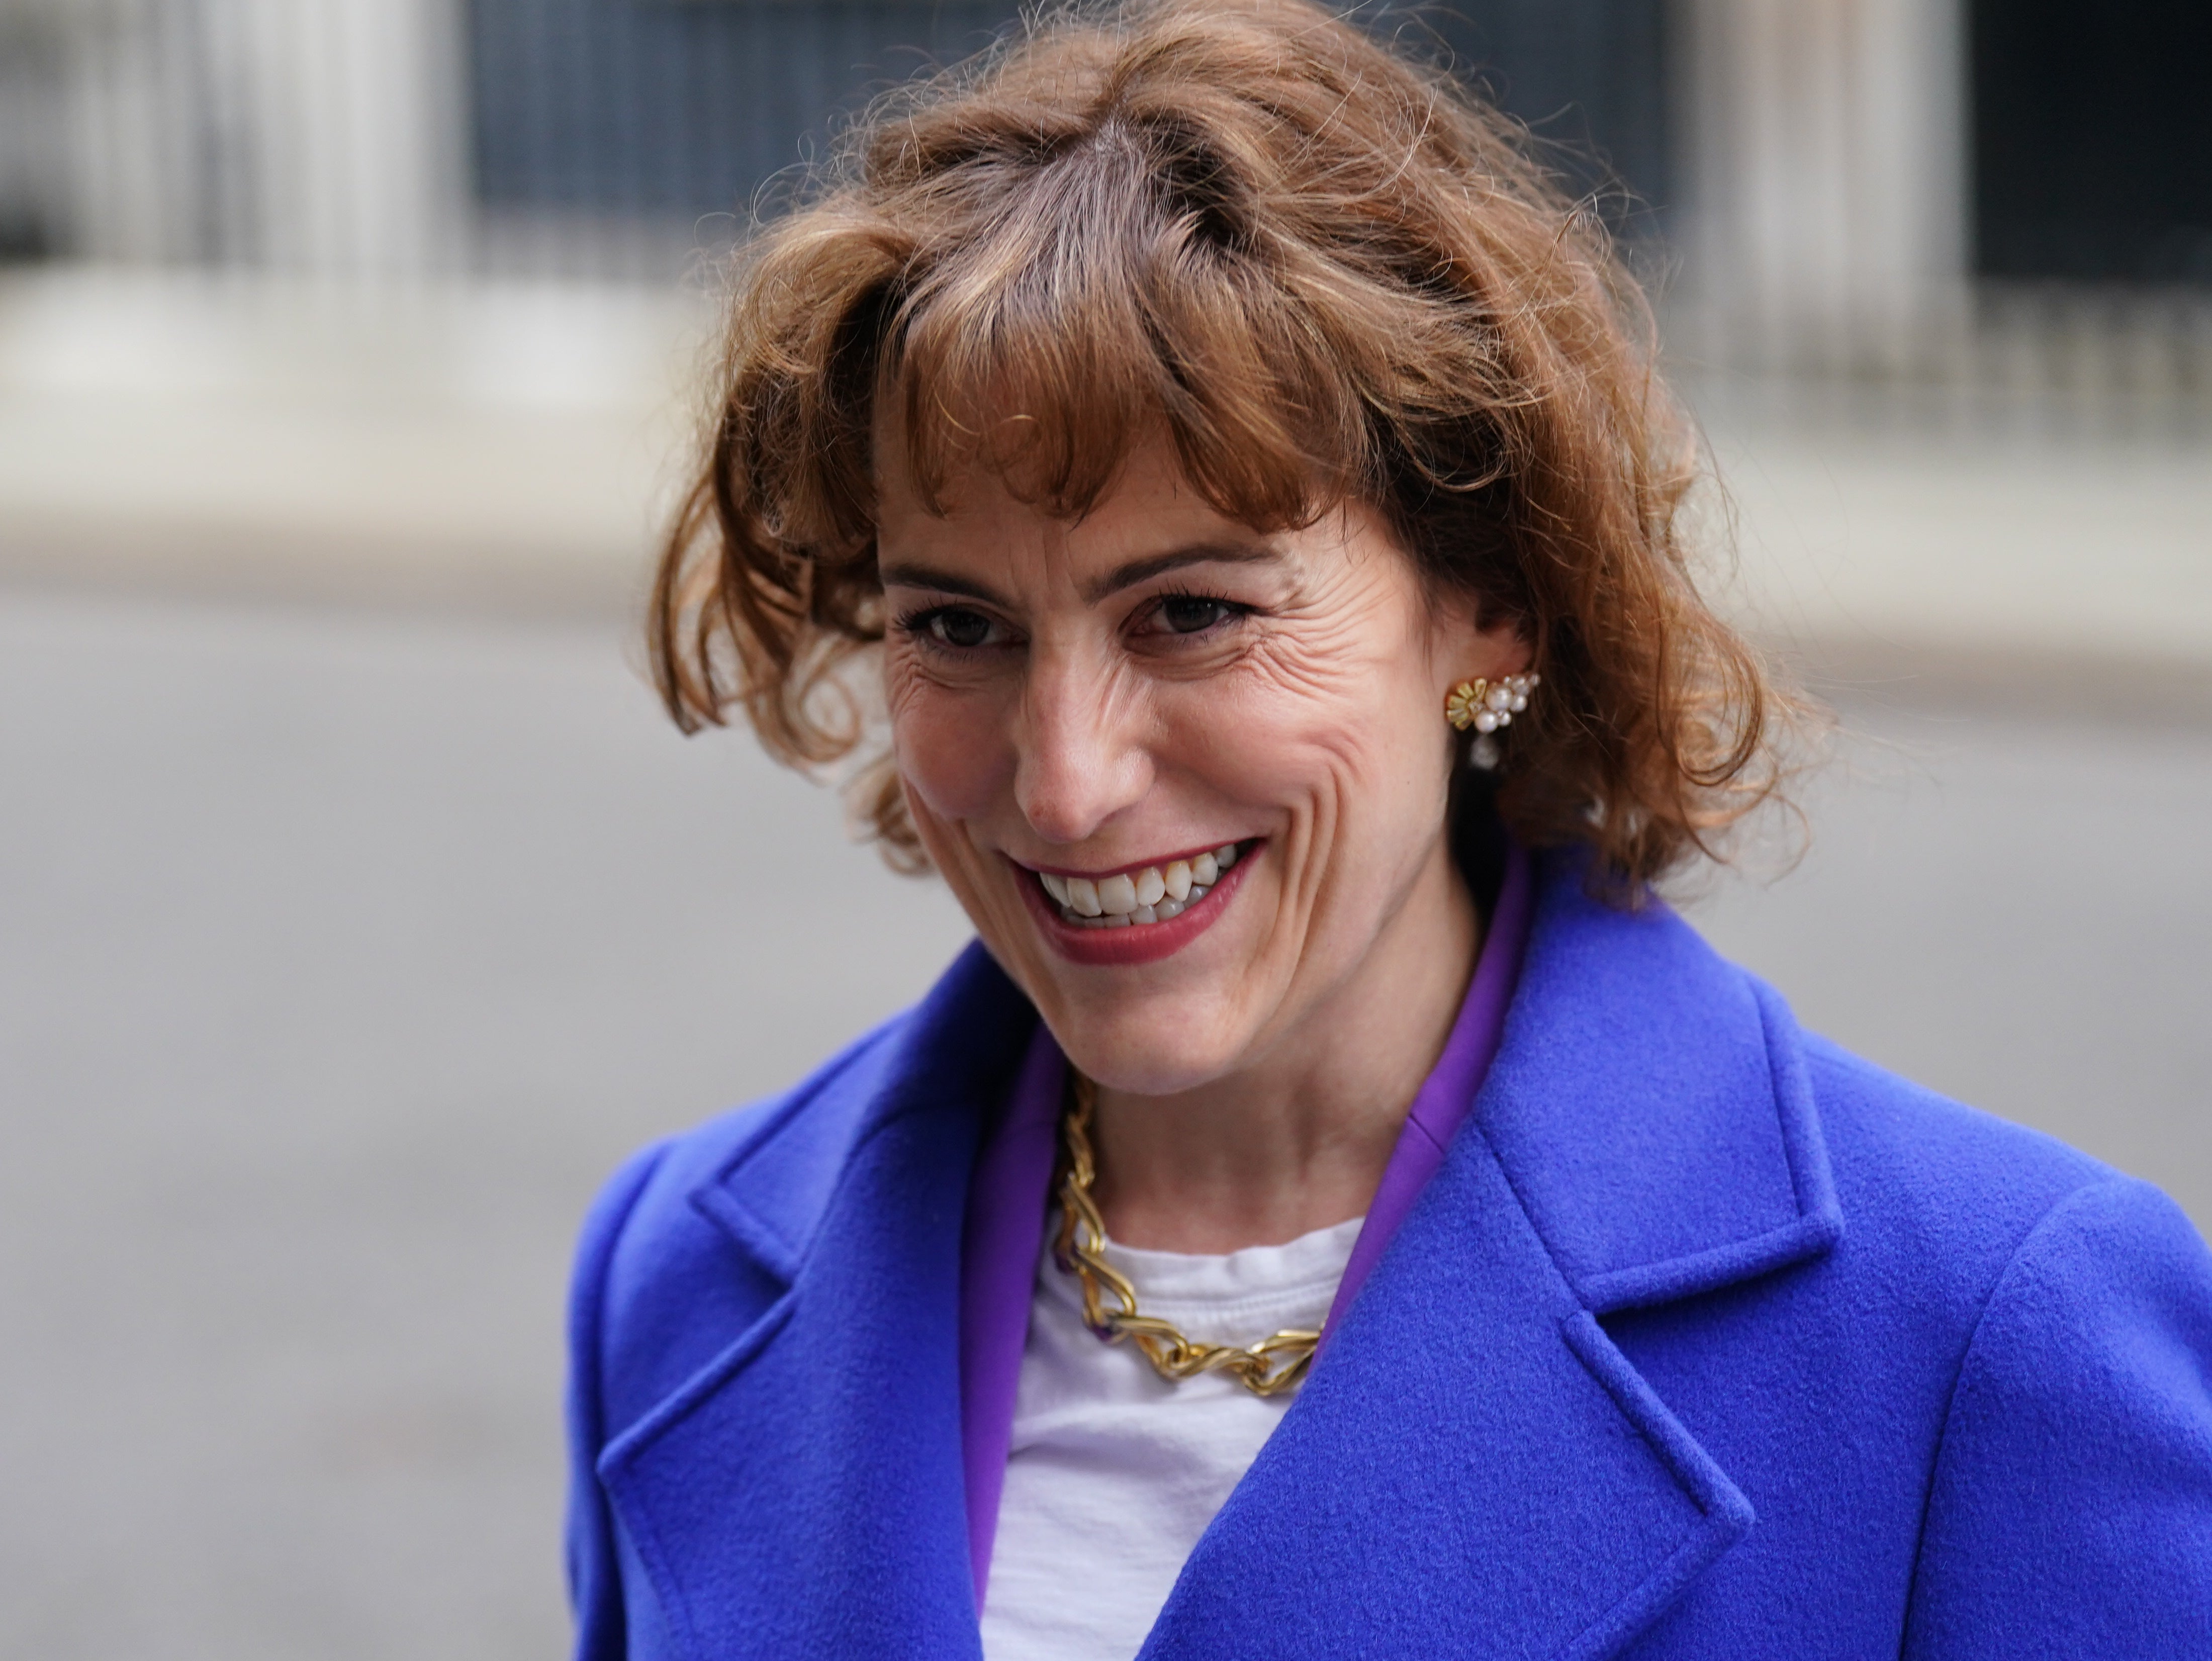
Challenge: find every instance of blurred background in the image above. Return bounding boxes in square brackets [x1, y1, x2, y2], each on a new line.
[1, 2, 2206, 1655]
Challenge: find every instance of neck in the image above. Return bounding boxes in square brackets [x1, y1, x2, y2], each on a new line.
[1087, 840, 1481, 1254]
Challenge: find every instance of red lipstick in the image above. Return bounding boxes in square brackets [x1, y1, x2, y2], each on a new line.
[1014, 843, 1260, 967]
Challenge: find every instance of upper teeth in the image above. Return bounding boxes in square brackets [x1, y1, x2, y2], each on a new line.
[1038, 843, 1241, 922]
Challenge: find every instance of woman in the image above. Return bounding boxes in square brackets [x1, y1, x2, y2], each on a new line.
[567, 3, 2212, 1656]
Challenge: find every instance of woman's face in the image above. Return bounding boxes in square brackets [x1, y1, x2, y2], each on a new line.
[878, 432, 1525, 1096]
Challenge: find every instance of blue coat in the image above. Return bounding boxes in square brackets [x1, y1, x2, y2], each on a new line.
[565, 855, 2212, 1658]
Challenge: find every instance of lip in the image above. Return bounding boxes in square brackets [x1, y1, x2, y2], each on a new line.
[1015, 841, 1260, 967]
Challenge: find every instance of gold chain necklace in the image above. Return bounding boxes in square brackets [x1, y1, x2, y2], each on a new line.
[1053, 1071, 1320, 1399]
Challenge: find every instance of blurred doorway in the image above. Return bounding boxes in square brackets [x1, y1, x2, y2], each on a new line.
[1973, 0, 2212, 284]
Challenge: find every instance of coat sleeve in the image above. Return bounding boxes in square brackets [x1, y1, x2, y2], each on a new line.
[1902, 1175, 2212, 1657]
[566, 1140, 671, 1661]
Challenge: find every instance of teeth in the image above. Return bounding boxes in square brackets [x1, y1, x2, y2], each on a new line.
[1040, 845, 1245, 929]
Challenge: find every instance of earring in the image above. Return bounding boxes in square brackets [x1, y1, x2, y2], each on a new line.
[1446, 673, 1538, 771]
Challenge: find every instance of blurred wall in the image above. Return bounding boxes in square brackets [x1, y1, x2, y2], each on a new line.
[1674, 0, 2212, 392]
[0, 1, 1675, 283]
[1378, 0, 1672, 227]
[4, 0, 465, 275]
[1677, 0, 1968, 376]
[463, 0, 1025, 276]
[7, 0, 2203, 393]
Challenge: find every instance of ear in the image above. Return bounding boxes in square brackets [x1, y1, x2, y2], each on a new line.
[1429, 591, 1531, 694]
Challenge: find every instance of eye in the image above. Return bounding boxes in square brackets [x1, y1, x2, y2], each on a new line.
[920, 607, 998, 649]
[1155, 594, 1236, 635]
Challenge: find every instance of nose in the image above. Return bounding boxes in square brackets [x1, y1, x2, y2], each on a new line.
[1013, 645, 1155, 846]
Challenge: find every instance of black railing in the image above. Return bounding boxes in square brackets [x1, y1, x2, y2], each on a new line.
[462, 0, 1673, 256]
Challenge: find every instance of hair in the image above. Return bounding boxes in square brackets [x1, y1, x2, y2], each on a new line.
[651, 0, 1803, 893]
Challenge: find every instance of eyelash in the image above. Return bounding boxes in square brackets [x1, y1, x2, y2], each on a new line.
[894, 606, 1006, 653]
[1144, 590, 1250, 637]
[893, 591, 1251, 654]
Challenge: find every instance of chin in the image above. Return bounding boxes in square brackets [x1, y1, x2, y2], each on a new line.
[1041, 990, 1254, 1098]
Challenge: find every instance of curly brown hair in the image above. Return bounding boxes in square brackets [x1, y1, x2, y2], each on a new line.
[652, 0, 1798, 890]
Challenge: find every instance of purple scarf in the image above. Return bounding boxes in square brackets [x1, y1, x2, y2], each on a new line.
[957, 842, 1534, 1603]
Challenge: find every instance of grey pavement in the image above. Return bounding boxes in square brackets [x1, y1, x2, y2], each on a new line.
[2, 584, 2207, 1658]
[0, 587, 969, 1661]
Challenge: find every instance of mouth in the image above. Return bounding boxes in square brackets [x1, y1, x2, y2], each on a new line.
[1015, 840, 1261, 965]
[1034, 842, 1249, 928]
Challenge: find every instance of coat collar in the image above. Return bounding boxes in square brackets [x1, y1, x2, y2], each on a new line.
[1476, 854, 1841, 1313]
[597, 853, 1841, 1659]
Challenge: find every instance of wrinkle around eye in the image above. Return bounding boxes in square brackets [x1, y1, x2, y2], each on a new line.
[884, 628, 1023, 709]
[1222, 601, 1397, 707]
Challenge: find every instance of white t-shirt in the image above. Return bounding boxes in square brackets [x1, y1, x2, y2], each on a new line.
[978, 1212, 1364, 1661]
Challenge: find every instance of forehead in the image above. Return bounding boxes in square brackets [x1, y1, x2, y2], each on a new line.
[874, 423, 1272, 577]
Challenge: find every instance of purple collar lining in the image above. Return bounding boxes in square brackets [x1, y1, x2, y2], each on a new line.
[1321, 839, 1534, 1338]
[956, 840, 1534, 1609]
[956, 1023, 1064, 1606]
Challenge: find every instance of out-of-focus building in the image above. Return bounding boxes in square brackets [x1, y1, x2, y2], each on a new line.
[1679, 0, 1969, 378]
[3, 0, 2204, 387]
[1680, 0, 2212, 392]
[0, 0, 463, 275]
[0, 1, 2205, 652]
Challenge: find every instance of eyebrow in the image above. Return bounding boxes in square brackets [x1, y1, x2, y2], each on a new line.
[878, 542, 1283, 608]
[875, 564, 1009, 606]
[1081, 544, 1282, 603]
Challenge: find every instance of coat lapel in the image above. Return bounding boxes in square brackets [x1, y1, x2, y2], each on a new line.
[1143, 1120, 1753, 1660]
[595, 943, 1038, 1661]
[1142, 857, 1839, 1660]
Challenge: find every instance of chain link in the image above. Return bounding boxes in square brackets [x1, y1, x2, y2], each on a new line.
[1053, 1071, 1320, 1398]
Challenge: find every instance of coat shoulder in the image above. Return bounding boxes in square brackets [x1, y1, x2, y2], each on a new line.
[1792, 1027, 2204, 1333]
[569, 938, 1034, 1451]
[572, 1011, 917, 1440]
[1794, 1039, 2212, 1652]
[1803, 1031, 2121, 1243]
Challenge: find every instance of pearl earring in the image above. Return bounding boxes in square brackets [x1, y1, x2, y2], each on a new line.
[1445, 672, 1539, 771]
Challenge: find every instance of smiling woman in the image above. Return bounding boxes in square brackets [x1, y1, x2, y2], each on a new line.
[572, 3, 2212, 1658]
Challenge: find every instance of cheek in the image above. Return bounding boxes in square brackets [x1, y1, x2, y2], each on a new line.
[886, 666, 1012, 825]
